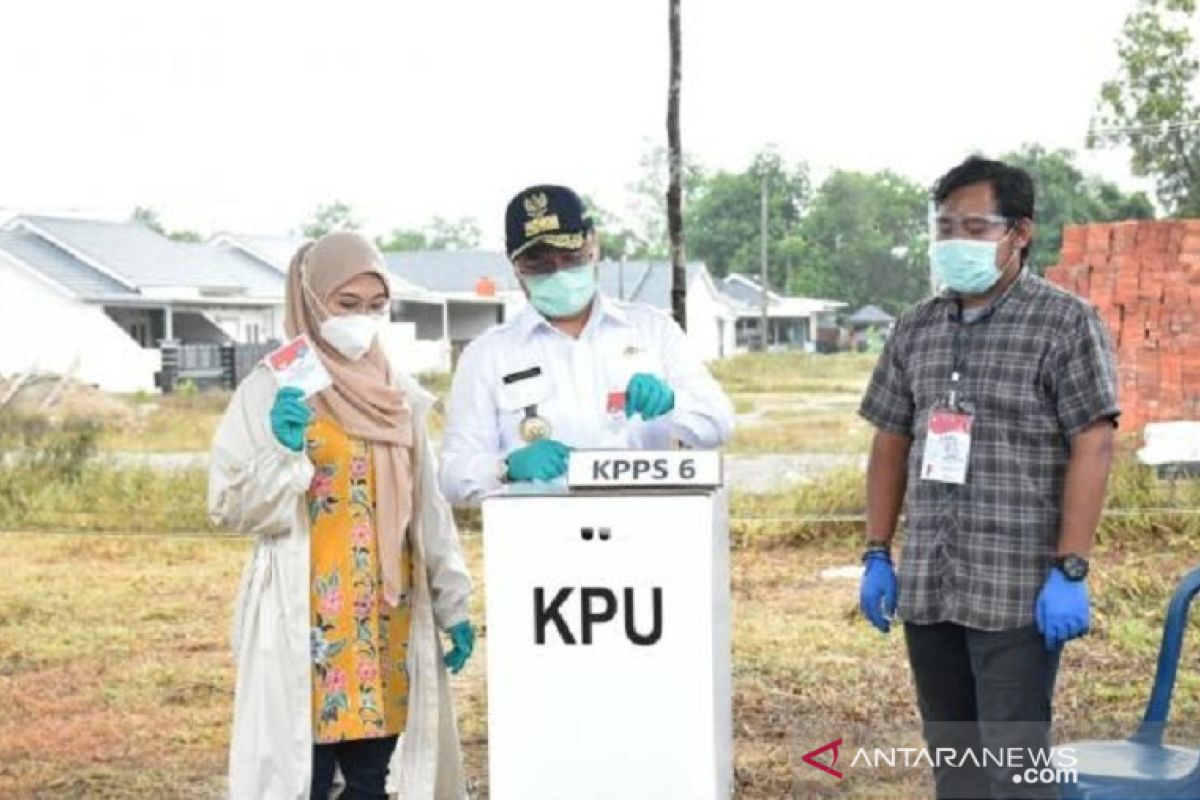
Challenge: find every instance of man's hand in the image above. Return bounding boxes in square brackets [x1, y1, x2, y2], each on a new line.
[1035, 569, 1090, 651]
[860, 552, 898, 634]
[505, 439, 572, 482]
[624, 373, 675, 420]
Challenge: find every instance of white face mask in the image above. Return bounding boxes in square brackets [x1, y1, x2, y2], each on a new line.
[320, 314, 383, 361]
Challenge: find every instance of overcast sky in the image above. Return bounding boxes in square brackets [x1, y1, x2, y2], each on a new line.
[0, 0, 1148, 247]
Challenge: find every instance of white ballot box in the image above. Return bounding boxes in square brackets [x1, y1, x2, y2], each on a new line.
[482, 450, 733, 800]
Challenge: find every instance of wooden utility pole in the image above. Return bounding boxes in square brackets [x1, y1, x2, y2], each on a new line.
[759, 171, 769, 351]
[667, 0, 687, 330]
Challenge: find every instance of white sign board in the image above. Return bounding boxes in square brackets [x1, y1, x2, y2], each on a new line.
[567, 449, 722, 490]
[483, 488, 732, 800]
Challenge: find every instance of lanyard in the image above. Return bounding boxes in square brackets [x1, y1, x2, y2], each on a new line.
[947, 299, 999, 411]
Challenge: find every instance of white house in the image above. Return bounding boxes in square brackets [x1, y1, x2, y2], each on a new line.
[597, 260, 737, 362]
[719, 274, 845, 353]
[216, 238, 511, 375]
[0, 217, 746, 395]
[0, 216, 287, 392]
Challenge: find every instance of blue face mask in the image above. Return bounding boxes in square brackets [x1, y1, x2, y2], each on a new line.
[525, 265, 597, 318]
[932, 239, 1004, 295]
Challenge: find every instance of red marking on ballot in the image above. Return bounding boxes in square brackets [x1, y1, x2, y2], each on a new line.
[606, 391, 626, 414]
[802, 738, 844, 779]
[928, 409, 973, 436]
[267, 336, 309, 371]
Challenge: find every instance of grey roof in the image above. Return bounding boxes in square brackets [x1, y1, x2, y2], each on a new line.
[720, 274, 773, 306]
[597, 260, 708, 310]
[177, 242, 286, 297]
[845, 304, 895, 325]
[15, 216, 245, 291]
[0, 229, 137, 298]
[384, 250, 518, 295]
[218, 233, 306, 272]
[8, 216, 285, 297]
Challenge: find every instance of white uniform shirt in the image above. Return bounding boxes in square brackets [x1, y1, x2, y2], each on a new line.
[439, 292, 735, 506]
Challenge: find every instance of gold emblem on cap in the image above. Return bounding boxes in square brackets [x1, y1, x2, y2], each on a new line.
[519, 414, 552, 443]
[524, 192, 549, 219]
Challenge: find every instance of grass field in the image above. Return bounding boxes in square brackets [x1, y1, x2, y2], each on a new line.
[1, 529, 1196, 799]
[2, 352, 1200, 798]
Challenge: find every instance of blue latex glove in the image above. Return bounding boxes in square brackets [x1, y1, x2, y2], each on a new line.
[1035, 569, 1090, 652]
[269, 387, 312, 452]
[505, 439, 571, 482]
[860, 552, 898, 634]
[444, 621, 476, 675]
[625, 373, 675, 420]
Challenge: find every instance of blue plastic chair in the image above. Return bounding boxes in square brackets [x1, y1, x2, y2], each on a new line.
[1060, 566, 1200, 800]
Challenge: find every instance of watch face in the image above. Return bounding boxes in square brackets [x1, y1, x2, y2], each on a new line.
[1060, 556, 1089, 580]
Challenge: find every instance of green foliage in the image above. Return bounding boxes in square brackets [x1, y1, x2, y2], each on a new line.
[131, 206, 166, 234]
[626, 144, 706, 258]
[299, 200, 361, 239]
[582, 195, 652, 260]
[0, 415, 100, 489]
[131, 206, 204, 243]
[685, 147, 809, 285]
[425, 216, 481, 250]
[376, 229, 428, 252]
[1093, 0, 1200, 216]
[794, 170, 929, 314]
[377, 216, 482, 252]
[1000, 144, 1155, 272]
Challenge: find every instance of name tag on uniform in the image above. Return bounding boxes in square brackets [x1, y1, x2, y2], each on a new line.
[920, 409, 974, 485]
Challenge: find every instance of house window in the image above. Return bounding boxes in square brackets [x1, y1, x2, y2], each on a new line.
[129, 322, 149, 348]
[246, 323, 261, 344]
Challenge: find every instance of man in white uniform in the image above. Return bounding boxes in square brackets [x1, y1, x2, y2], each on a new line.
[439, 184, 735, 506]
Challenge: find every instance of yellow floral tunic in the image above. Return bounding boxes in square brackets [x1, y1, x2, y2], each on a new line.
[306, 416, 413, 744]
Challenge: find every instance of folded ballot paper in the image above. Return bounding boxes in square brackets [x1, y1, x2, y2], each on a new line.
[264, 334, 332, 398]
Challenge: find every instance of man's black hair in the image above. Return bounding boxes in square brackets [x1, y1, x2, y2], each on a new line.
[933, 156, 1035, 264]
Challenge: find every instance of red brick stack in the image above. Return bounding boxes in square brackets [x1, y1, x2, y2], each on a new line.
[1046, 219, 1200, 434]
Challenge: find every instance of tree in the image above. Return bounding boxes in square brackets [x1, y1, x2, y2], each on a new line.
[582, 196, 649, 260]
[1092, 0, 1200, 216]
[1001, 145, 1155, 272]
[376, 216, 482, 252]
[376, 229, 428, 252]
[685, 148, 809, 287]
[425, 216, 481, 250]
[130, 206, 203, 243]
[796, 170, 928, 314]
[298, 201, 361, 239]
[132, 206, 165, 234]
[627, 144, 705, 259]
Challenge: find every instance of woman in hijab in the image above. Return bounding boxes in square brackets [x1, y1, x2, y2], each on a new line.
[208, 232, 474, 800]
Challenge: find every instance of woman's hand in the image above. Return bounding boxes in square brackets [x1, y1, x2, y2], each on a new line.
[443, 621, 476, 675]
[269, 387, 313, 452]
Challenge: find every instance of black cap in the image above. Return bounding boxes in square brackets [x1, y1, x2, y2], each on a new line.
[505, 184, 594, 259]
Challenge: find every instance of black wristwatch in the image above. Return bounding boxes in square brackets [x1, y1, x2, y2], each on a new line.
[862, 538, 892, 561]
[1054, 554, 1090, 582]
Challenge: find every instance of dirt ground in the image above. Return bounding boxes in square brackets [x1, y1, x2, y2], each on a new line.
[1, 529, 1196, 799]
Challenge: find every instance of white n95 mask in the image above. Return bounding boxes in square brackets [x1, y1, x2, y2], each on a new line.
[320, 314, 383, 361]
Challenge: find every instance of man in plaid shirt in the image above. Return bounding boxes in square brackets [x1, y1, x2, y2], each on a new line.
[858, 157, 1120, 799]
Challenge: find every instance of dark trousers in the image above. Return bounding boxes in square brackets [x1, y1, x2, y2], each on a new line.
[310, 735, 399, 800]
[905, 622, 1062, 800]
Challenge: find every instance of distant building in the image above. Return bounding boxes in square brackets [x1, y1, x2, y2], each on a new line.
[718, 274, 845, 353]
[0, 216, 286, 392]
[0, 215, 756, 393]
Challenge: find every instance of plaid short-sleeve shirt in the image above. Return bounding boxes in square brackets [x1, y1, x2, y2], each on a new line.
[859, 271, 1120, 631]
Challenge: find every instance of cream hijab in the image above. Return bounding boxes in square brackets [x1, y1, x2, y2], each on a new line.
[284, 232, 413, 607]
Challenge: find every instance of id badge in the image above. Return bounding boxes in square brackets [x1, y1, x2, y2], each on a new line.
[920, 407, 974, 485]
